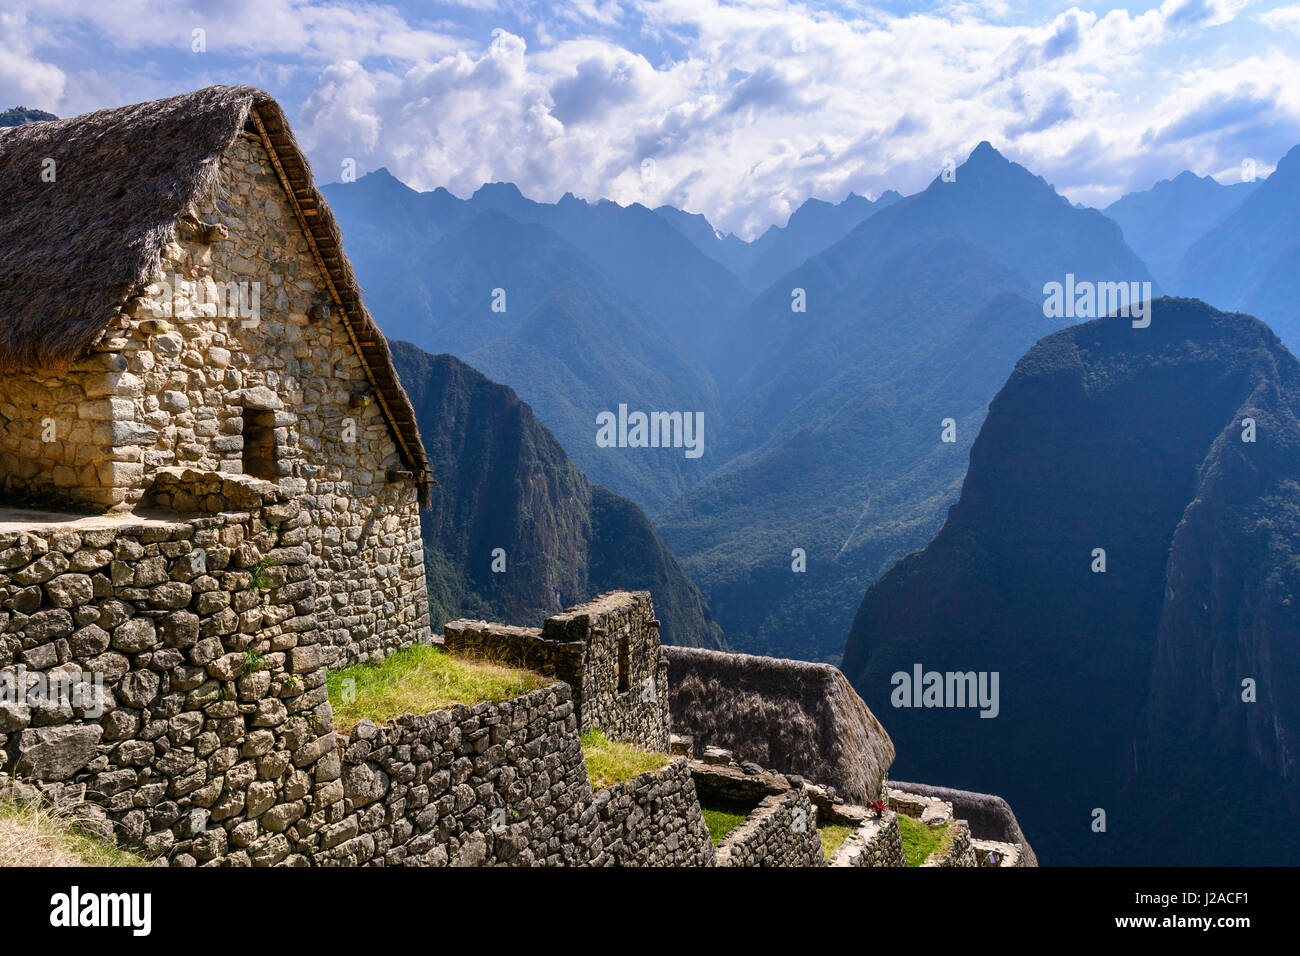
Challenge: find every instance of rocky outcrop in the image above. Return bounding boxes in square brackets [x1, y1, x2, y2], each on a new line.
[664, 644, 893, 803]
[844, 299, 1300, 864]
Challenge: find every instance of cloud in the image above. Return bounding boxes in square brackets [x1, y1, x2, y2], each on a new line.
[550, 53, 645, 125]
[1260, 4, 1300, 37]
[1145, 88, 1276, 145]
[0, 10, 66, 108]
[5, 0, 1295, 234]
[1005, 88, 1075, 137]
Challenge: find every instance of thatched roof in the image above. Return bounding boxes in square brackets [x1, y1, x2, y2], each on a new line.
[0, 85, 431, 505]
[664, 645, 895, 803]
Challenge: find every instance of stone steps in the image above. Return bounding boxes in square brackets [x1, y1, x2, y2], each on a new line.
[972, 838, 1025, 867]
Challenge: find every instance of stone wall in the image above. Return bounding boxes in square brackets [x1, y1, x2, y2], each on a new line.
[445, 591, 669, 754]
[442, 621, 583, 687]
[0, 504, 346, 865]
[715, 788, 825, 867]
[0, 132, 429, 668]
[922, 819, 977, 867]
[325, 684, 594, 866]
[589, 758, 715, 867]
[542, 592, 669, 753]
[324, 687, 712, 867]
[0, 354, 122, 510]
[888, 779, 1037, 866]
[826, 813, 907, 868]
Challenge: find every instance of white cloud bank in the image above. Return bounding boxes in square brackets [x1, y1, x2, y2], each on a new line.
[5, 0, 1299, 234]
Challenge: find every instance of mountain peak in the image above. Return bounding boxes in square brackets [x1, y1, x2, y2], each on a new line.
[956, 141, 1031, 183]
[472, 181, 525, 202]
[1272, 141, 1300, 178]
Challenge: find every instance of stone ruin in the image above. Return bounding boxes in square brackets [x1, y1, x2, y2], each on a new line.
[0, 85, 1034, 867]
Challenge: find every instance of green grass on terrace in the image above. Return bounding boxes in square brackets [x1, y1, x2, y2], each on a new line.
[819, 823, 856, 860]
[327, 644, 549, 734]
[699, 797, 757, 847]
[897, 813, 950, 867]
[579, 728, 672, 790]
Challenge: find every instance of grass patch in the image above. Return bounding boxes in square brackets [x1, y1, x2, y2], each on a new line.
[897, 813, 949, 867]
[250, 556, 278, 591]
[0, 801, 150, 867]
[819, 823, 856, 860]
[327, 644, 548, 734]
[580, 728, 671, 790]
[699, 797, 756, 846]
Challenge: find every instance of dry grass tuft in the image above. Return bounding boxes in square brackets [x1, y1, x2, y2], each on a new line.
[0, 799, 149, 867]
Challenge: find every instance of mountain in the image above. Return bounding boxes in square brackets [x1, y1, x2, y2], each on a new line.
[1174, 144, 1300, 349]
[659, 142, 1158, 662]
[0, 107, 57, 126]
[842, 298, 1300, 865]
[709, 141, 1156, 397]
[327, 170, 747, 362]
[650, 204, 752, 276]
[739, 190, 903, 291]
[1103, 169, 1259, 287]
[655, 190, 903, 293]
[391, 341, 726, 650]
[325, 173, 722, 512]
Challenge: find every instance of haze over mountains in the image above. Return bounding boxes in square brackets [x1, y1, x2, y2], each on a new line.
[390, 342, 725, 650]
[327, 137, 1300, 667]
[1102, 170, 1259, 288]
[8, 100, 1299, 864]
[1173, 144, 1300, 347]
[324, 172, 724, 511]
[658, 142, 1156, 661]
[843, 299, 1300, 865]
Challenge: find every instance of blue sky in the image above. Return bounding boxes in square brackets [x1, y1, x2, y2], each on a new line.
[3, 0, 1298, 236]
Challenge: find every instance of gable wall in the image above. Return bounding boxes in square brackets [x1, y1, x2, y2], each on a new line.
[0, 132, 429, 665]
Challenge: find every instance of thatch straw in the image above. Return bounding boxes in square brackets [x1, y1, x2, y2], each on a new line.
[664, 645, 895, 803]
[0, 85, 431, 504]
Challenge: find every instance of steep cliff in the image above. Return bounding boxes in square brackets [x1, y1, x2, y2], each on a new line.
[843, 298, 1300, 864]
[391, 342, 725, 649]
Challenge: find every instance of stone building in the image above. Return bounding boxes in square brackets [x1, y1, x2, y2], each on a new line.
[0, 86, 433, 664]
[444, 590, 671, 752]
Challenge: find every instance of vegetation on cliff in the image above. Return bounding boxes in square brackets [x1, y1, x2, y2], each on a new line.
[391, 342, 725, 649]
[844, 299, 1300, 864]
[0, 107, 57, 127]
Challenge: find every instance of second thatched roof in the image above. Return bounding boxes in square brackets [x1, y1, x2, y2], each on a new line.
[663, 644, 895, 803]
